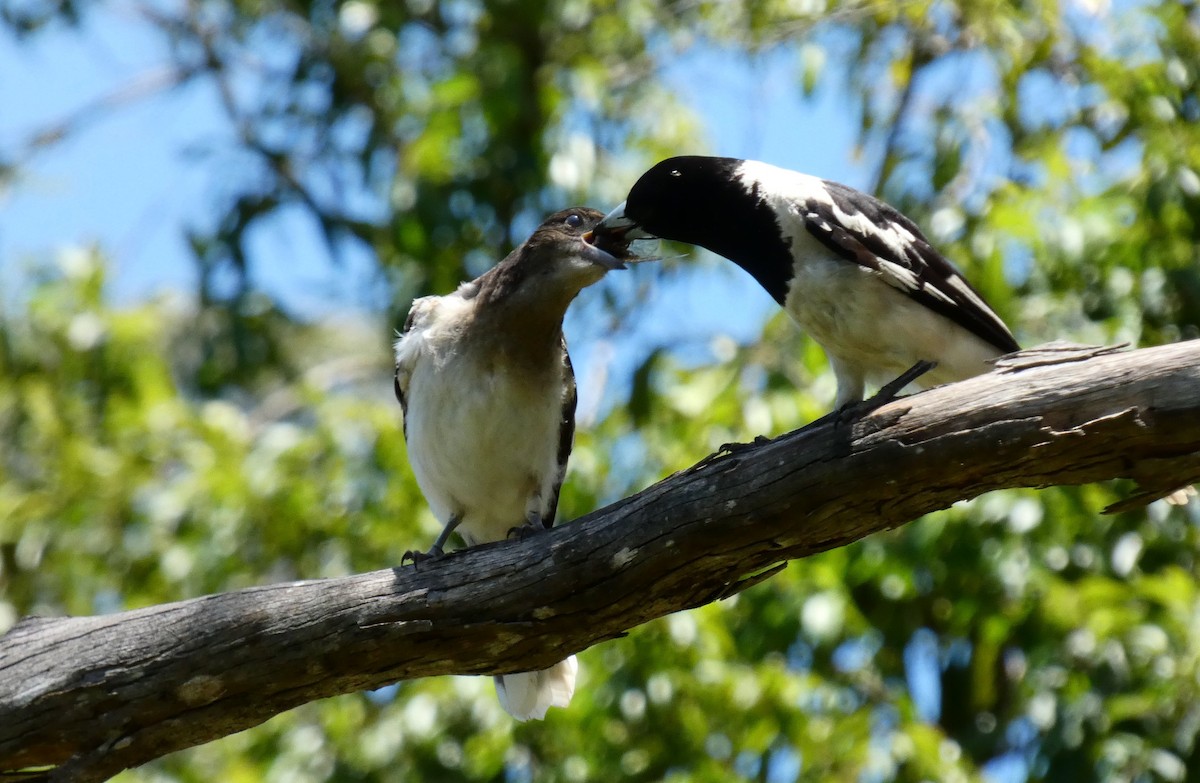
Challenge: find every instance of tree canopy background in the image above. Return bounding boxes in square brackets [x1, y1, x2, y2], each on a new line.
[2, 0, 1199, 781]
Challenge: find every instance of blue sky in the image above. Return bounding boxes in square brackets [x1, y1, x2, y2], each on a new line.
[0, 9, 869, 316]
[0, 10, 882, 432]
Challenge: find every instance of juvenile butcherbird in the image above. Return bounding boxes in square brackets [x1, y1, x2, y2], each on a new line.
[590, 156, 1020, 410]
[393, 207, 629, 721]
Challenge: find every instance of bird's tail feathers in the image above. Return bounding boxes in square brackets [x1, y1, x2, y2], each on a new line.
[494, 656, 578, 721]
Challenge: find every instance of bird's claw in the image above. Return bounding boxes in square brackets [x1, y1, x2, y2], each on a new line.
[507, 509, 547, 540]
[716, 435, 772, 456]
[836, 359, 938, 426]
[688, 435, 772, 473]
[401, 546, 444, 566]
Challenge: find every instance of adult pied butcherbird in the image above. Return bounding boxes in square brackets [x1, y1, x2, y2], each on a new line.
[393, 207, 630, 720]
[589, 156, 1020, 410]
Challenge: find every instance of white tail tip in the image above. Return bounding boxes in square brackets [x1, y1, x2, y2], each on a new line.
[1164, 485, 1197, 506]
[494, 656, 579, 721]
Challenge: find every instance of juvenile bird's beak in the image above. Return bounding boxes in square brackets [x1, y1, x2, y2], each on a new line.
[578, 236, 628, 271]
[580, 203, 648, 271]
[583, 200, 652, 264]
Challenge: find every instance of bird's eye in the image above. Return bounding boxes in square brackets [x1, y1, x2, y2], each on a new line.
[669, 169, 682, 178]
[564, 213, 584, 228]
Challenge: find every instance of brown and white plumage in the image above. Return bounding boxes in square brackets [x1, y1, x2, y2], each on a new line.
[393, 207, 626, 720]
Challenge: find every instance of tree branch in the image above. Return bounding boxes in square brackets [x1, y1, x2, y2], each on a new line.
[3, 341, 1199, 782]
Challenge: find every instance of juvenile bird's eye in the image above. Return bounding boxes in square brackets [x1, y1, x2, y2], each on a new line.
[564, 213, 584, 228]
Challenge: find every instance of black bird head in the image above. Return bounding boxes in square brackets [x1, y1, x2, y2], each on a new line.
[588, 156, 794, 299]
[589, 157, 752, 244]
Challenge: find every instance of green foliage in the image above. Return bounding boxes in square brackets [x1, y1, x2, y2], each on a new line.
[0, 254, 427, 617]
[4, 0, 1200, 781]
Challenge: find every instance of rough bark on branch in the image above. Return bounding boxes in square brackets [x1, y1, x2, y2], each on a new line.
[3, 341, 1199, 782]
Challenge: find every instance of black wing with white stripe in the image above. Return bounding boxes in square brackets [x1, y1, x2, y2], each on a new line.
[393, 300, 425, 440]
[803, 181, 1019, 353]
[542, 340, 576, 529]
[393, 372, 408, 438]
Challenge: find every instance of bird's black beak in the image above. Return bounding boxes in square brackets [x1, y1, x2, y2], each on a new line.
[582, 203, 643, 270]
[583, 201, 654, 269]
[590, 201, 655, 246]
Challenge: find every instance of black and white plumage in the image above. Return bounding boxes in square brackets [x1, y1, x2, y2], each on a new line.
[591, 156, 1020, 408]
[394, 207, 627, 720]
